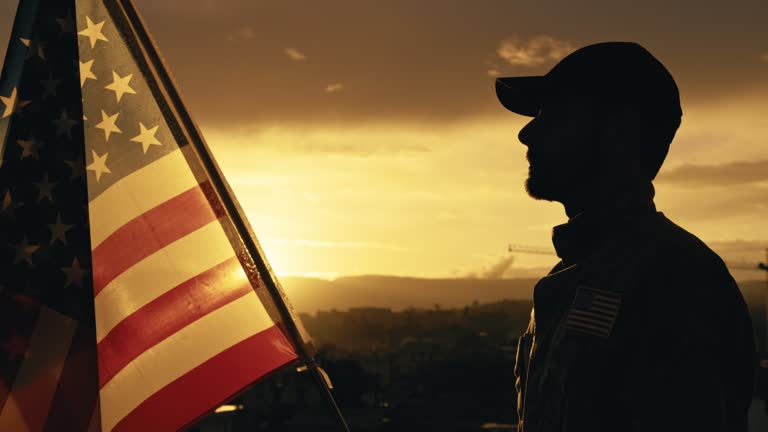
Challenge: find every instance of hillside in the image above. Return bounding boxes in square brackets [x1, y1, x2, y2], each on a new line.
[280, 275, 766, 314]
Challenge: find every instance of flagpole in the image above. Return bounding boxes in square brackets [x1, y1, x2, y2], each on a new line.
[105, 1, 351, 430]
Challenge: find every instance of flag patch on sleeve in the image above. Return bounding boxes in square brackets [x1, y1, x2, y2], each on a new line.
[563, 285, 622, 338]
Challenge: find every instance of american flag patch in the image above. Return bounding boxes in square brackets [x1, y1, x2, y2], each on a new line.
[563, 286, 622, 338]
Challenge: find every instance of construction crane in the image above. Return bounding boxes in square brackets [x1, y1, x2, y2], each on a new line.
[508, 243, 765, 272]
[726, 261, 767, 271]
[507, 244, 556, 256]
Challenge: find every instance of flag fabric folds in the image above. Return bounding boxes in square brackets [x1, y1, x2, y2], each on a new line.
[0, 0, 303, 430]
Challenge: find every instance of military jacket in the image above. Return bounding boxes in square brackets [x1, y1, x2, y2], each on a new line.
[514, 202, 755, 432]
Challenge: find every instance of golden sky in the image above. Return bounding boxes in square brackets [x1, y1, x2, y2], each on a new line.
[1, 0, 767, 279]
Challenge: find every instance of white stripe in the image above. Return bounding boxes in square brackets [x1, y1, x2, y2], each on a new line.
[99, 292, 274, 431]
[94, 220, 236, 342]
[0, 307, 77, 432]
[88, 147, 199, 248]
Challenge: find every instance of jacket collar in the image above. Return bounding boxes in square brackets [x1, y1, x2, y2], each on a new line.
[551, 198, 657, 265]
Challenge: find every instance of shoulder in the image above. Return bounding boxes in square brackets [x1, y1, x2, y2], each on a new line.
[646, 213, 726, 270]
[628, 212, 747, 331]
[634, 212, 733, 285]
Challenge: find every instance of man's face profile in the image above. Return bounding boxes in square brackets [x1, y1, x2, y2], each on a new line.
[517, 94, 601, 204]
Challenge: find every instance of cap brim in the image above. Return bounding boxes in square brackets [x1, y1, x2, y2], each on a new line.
[495, 76, 546, 117]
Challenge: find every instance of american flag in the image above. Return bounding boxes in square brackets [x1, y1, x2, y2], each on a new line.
[0, 0, 304, 430]
[563, 286, 622, 338]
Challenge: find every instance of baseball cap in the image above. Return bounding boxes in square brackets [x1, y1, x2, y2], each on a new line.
[495, 41, 682, 121]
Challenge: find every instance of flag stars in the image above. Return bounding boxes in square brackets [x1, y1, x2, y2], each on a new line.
[48, 214, 73, 245]
[105, 71, 136, 102]
[41, 74, 61, 98]
[86, 149, 111, 182]
[78, 17, 109, 48]
[65, 158, 85, 180]
[2, 191, 11, 210]
[23, 34, 46, 60]
[56, 12, 76, 35]
[54, 111, 78, 138]
[13, 237, 40, 265]
[1, 87, 31, 118]
[62, 258, 88, 288]
[33, 175, 56, 202]
[79, 59, 97, 87]
[131, 123, 162, 154]
[94, 110, 122, 142]
[1, 191, 14, 215]
[17, 138, 39, 159]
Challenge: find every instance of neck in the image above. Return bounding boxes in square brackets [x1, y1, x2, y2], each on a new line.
[560, 181, 655, 219]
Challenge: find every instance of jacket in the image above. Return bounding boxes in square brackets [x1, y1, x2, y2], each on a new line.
[514, 201, 755, 432]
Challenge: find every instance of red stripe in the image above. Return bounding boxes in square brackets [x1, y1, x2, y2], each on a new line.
[112, 325, 297, 432]
[92, 182, 224, 296]
[0, 293, 41, 413]
[97, 257, 250, 388]
[42, 323, 99, 432]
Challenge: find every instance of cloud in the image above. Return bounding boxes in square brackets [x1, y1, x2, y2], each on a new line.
[83, 1, 768, 126]
[271, 238, 408, 251]
[708, 240, 768, 255]
[706, 240, 768, 277]
[325, 83, 344, 93]
[285, 47, 306, 61]
[497, 35, 575, 67]
[1, 0, 764, 127]
[760, 52, 768, 62]
[464, 255, 516, 279]
[658, 182, 768, 223]
[657, 160, 768, 187]
[204, 124, 435, 156]
[487, 68, 501, 77]
[227, 27, 255, 42]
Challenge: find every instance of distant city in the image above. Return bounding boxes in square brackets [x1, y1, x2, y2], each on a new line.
[186, 276, 768, 431]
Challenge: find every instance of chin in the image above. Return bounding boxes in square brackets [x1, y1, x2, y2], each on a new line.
[525, 175, 561, 202]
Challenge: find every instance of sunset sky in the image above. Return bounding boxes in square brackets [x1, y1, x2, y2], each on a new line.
[1, 0, 767, 279]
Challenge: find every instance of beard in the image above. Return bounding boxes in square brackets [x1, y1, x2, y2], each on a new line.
[525, 166, 562, 201]
[524, 150, 590, 202]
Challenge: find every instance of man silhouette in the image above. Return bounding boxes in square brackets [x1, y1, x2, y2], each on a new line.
[495, 42, 755, 431]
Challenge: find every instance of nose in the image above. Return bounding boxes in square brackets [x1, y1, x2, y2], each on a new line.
[518, 117, 537, 148]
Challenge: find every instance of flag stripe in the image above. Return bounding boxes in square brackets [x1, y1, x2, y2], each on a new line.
[97, 256, 251, 388]
[41, 323, 98, 432]
[564, 287, 621, 337]
[0, 295, 41, 413]
[99, 293, 282, 431]
[565, 322, 610, 336]
[94, 220, 236, 342]
[567, 312, 613, 321]
[588, 302, 619, 310]
[0, 307, 76, 432]
[113, 325, 296, 432]
[92, 181, 224, 296]
[88, 147, 199, 248]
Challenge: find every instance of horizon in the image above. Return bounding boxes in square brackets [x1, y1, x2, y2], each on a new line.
[279, 273, 768, 317]
[278, 268, 767, 282]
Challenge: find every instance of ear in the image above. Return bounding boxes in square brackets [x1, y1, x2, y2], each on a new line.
[596, 106, 636, 149]
[595, 107, 646, 176]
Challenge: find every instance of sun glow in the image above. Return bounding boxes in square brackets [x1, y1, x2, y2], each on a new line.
[203, 95, 768, 279]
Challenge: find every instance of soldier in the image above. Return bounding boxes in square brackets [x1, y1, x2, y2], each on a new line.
[495, 42, 756, 431]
